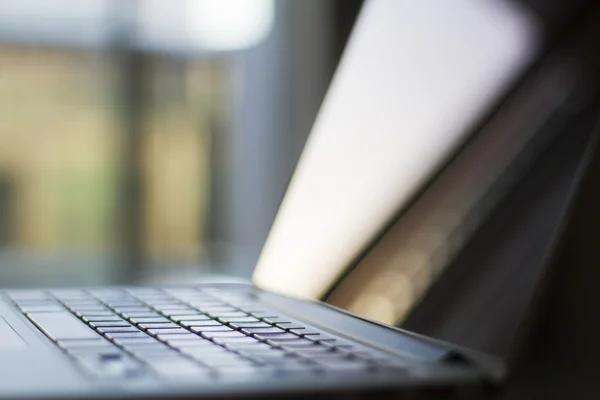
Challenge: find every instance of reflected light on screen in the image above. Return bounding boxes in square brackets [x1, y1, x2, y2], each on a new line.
[186, 0, 274, 51]
[347, 272, 415, 324]
[253, 0, 537, 301]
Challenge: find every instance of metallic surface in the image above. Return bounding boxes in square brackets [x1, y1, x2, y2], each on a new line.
[0, 284, 483, 399]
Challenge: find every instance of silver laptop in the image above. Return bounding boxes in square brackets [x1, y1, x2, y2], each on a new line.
[0, 0, 595, 398]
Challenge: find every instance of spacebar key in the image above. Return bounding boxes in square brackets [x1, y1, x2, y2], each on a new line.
[27, 312, 100, 341]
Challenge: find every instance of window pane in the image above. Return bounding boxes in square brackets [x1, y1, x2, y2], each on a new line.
[0, 45, 118, 253]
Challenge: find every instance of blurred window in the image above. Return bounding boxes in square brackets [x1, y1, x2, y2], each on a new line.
[0, 0, 277, 285]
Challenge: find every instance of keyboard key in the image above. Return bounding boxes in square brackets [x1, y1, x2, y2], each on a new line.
[58, 338, 112, 349]
[79, 311, 117, 318]
[95, 324, 138, 331]
[289, 329, 320, 336]
[229, 322, 271, 329]
[279, 341, 328, 351]
[124, 346, 172, 356]
[111, 302, 147, 307]
[171, 316, 211, 324]
[305, 333, 338, 343]
[181, 346, 230, 357]
[112, 336, 159, 346]
[207, 311, 248, 318]
[262, 317, 292, 325]
[147, 327, 190, 336]
[121, 312, 163, 318]
[70, 303, 109, 310]
[104, 331, 147, 340]
[107, 300, 145, 308]
[213, 337, 262, 346]
[189, 326, 233, 334]
[12, 301, 54, 308]
[65, 345, 122, 356]
[76, 353, 143, 378]
[126, 344, 176, 356]
[175, 321, 213, 330]
[205, 351, 255, 362]
[253, 333, 300, 341]
[265, 338, 313, 347]
[167, 339, 215, 348]
[120, 340, 168, 350]
[83, 316, 124, 323]
[138, 322, 181, 330]
[68, 347, 125, 358]
[189, 350, 242, 362]
[184, 320, 223, 328]
[241, 327, 286, 335]
[250, 311, 279, 319]
[246, 349, 292, 362]
[139, 298, 181, 305]
[196, 304, 237, 310]
[63, 299, 102, 306]
[89, 322, 132, 329]
[276, 323, 307, 331]
[129, 317, 171, 324]
[293, 348, 338, 357]
[272, 359, 320, 373]
[27, 312, 101, 341]
[217, 316, 260, 324]
[185, 301, 226, 309]
[200, 355, 252, 368]
[200, 331, 247, 340]
[197, 307, 238, 314]
[19, 305, 65, 313]
[236, 345, 287, 355]
[153, 304, 192, 311]
[164, 311, 208, 318]
[150, 358, 212, 381]
[115, 307, 154, 315]
[223, 342, 272, 352]
[213, 365, 265, 376]
[166, 311, 204, 318]
[155, 333, 197, 341]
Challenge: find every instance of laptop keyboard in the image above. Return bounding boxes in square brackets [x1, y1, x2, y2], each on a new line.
[6, 287, 408, 381]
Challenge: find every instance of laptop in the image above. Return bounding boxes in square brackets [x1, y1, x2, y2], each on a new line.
[1, 0, 598, 398]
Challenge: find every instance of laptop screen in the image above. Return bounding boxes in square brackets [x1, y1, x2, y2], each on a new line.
[253, 0, 539, 326]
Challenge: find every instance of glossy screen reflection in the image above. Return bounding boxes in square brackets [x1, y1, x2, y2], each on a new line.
[253, 0, 539, 325]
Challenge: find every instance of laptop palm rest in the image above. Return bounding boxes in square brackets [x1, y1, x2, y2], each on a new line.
[0, 317, 27, 350]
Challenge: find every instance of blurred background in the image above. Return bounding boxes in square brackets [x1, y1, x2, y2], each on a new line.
[0, 0, 363, 287]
